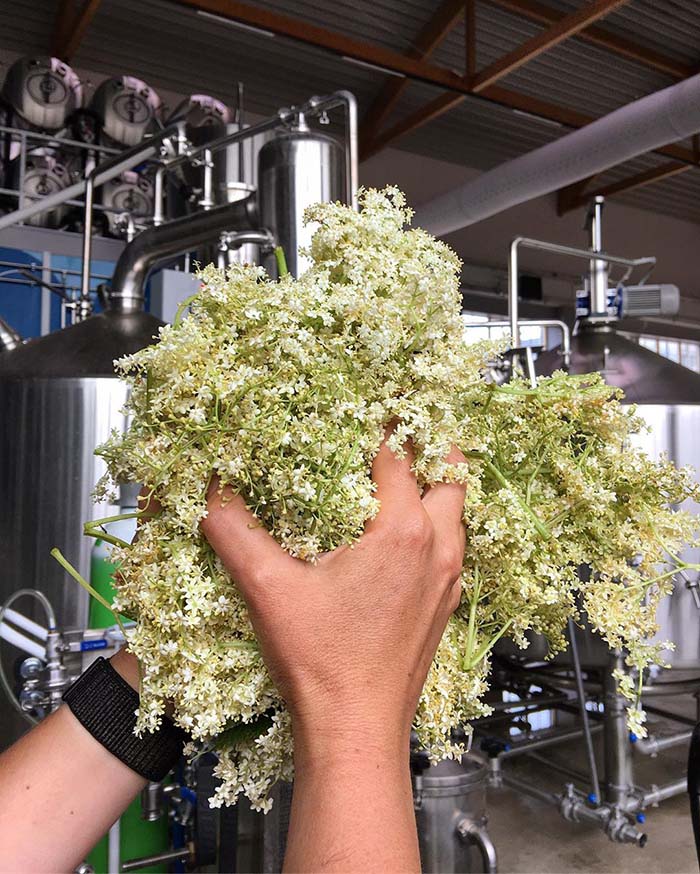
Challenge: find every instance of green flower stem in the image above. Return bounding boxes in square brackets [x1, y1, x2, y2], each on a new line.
[464, 619, 514, 671]
[463, 566, 481, 671]
[50, 547, 128, 638]
[467, 452, 552, 540]
[274, 246, 289, 277]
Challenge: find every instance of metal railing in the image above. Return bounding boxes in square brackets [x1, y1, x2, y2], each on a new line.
[0, 92, 358, 322]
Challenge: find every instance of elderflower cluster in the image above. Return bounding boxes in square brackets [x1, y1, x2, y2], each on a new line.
[96, 187, 699, 809]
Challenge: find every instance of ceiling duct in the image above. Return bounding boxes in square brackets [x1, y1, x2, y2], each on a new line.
[415, 72, 700, 236]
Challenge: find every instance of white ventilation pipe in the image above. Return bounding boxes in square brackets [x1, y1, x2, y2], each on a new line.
[414, 73, 700, 236]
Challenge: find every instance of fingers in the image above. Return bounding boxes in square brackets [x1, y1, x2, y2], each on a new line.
[422, 445, 467, 554]
[366, 428, 422, 531]
[137, 486, 161, 522]
[200, 478, 300, 593]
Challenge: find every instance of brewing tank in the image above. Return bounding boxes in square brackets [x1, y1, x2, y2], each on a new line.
[0, 305, 162, 748]
[258, 123, 345, 277]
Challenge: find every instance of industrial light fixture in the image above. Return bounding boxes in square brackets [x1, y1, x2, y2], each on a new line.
[196, 10, 276, 39]
[340, 56, 405, 77]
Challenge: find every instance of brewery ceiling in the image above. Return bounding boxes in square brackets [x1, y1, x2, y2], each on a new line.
[2, 0, 700, 224]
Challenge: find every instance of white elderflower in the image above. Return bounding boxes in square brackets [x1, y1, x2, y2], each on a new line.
[95, 187, 700, 809]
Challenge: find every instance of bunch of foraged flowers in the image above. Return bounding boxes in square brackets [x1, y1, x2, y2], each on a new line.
[95, 187, 699, 810]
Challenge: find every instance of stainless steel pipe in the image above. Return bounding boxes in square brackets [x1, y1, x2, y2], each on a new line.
[108, 195, 257, 312]
[508, 236, 655, 347]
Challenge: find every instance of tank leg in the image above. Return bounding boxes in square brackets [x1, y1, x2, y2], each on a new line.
[603, 654, 635, 806]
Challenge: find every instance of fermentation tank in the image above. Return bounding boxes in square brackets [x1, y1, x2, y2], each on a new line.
[258, 119, 345, 277]
[0, 297, 162, 748]
[1, 56, 83, 132]
[89, 76, 162, 148]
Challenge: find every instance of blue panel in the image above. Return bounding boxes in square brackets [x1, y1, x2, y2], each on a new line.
[0, 246, 43, 340]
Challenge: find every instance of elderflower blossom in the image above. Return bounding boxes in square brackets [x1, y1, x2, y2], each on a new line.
[95, 187, 700, 807]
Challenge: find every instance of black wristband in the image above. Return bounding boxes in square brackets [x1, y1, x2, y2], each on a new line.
[63, 657, 187, 781]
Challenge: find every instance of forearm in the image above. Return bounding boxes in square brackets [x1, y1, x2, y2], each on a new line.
[284, 728, 419, 873]
[0, 652, 146, 873]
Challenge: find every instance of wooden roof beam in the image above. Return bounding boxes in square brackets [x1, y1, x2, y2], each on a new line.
[486, 0, 694, 80]
[557, 161, 693, 214]
[364, 0, 631, 156]
[359, 0, 468, 157]
[51, 0, 102, 61]
[471, 0, 631, 92]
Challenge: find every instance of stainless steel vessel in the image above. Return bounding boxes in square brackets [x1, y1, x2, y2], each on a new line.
[89, 76, 162, 147]
[1, 56, 83, 131]
[414, 756, 497, 873]
[258, 122, 345, 277]
[0, 301, 162, 748]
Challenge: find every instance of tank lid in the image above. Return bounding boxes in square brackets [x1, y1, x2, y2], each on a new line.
[419, 755, 487, 794]
[536, 324, 700, 404]
[0, 311, 163, 378]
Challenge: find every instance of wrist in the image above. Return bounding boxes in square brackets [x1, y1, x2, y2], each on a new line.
[291, 708, 411, 772]
[109, 648, 140, 692]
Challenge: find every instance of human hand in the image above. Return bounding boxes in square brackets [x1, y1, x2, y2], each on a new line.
[201, 435, 466, 759]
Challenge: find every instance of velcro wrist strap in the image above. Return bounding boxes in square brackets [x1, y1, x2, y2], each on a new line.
[63, 657, 187, 781]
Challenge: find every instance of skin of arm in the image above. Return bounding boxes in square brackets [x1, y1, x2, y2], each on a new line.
[0, 648, 146, 873]
[201, 438, 467, 873]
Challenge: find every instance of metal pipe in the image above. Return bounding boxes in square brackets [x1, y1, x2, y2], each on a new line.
[0, 123, 120, 154]
[642, 778, 687, 806]
[153, 166, 165, 227]
[603, 654, 634, 806]
[108, 819, 120, 874]
[108, 195, 258, 312]
[508, 236, 655, 347]
[456, 819, 498, 874]
[464, 318, 572, 367]
[3, 608, 48, 641]
[120, 846, 192, 872]
[589, 196, 609, 317]
[0, 124, 182, 232]
[568, 617, 602, 803]
[77, 173, 96, 321]
[498, 723, 603, 759]
[0, 623, 46, 660]
[17, 131, 26, 212]
[307, 90, 358, 208]
[524, 751, 590, 784]
[500, 772, 559, 806]
[634, 730, 693, 756]
[200, 148, 214, 211]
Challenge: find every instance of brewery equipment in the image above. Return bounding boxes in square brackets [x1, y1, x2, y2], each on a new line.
[89, 76, 162, 148]
[258, 117, 345, 277]
[1, 56, 83, 133]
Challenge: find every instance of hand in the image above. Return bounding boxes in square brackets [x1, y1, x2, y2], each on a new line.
[201, 436, 466, 757]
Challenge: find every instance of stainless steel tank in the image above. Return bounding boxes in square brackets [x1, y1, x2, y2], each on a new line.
[8, 148, 73, 228]
[1, 56, 83, 131]
[0, 301, 162, 748]
[89, 76, 162, 147]
[414, 756, 497, 873]
[258, 120, 346, 277]
[100, 169, 154, 236]
[535, 323, 700, 667]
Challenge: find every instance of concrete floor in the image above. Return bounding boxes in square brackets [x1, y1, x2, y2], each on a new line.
[483, 710, 696, 874]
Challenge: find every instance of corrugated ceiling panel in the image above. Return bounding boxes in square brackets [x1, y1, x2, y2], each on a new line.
[0, 0, 698, 225]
